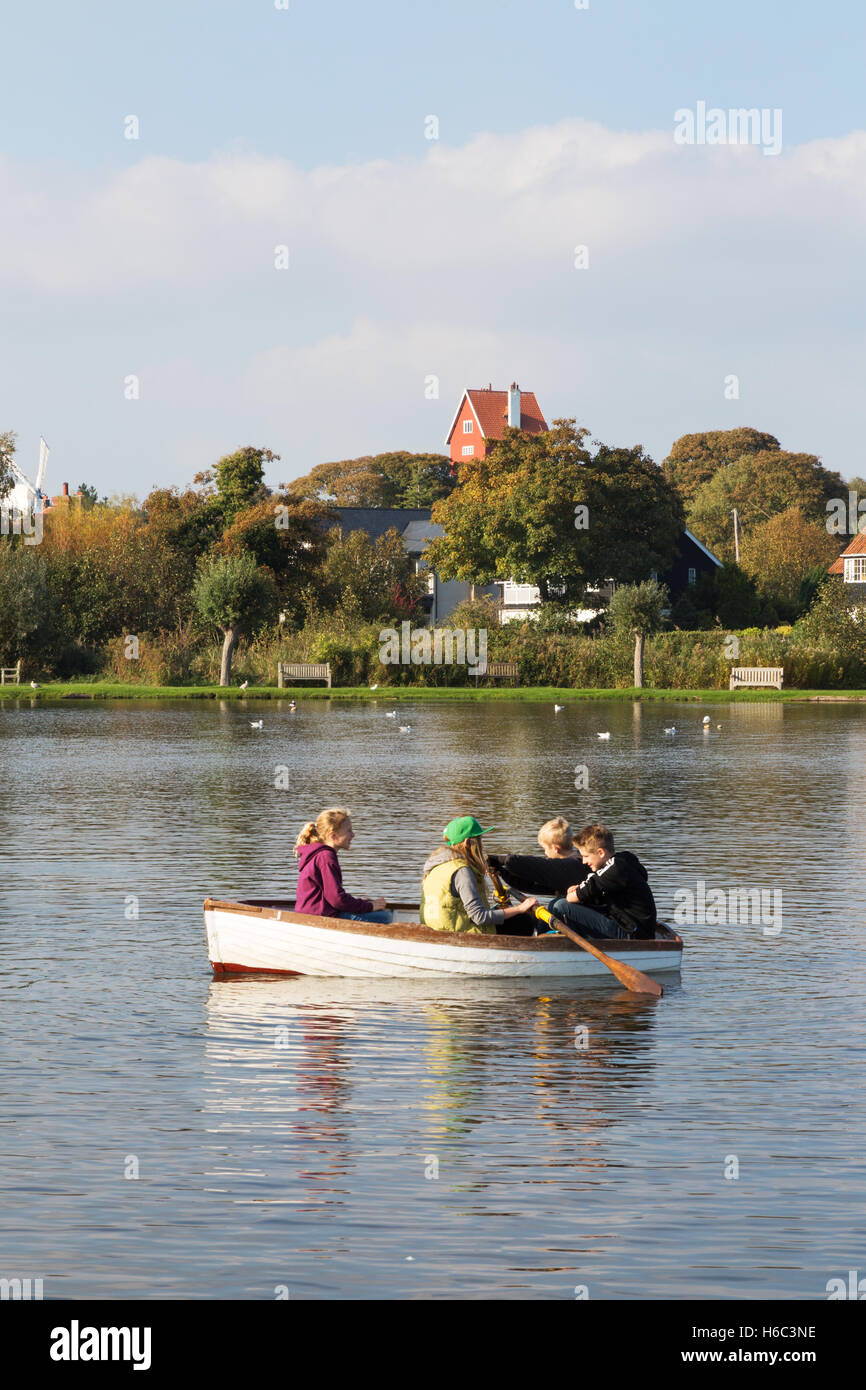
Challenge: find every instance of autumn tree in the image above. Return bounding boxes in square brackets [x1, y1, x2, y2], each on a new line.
[740, 507, 841, 616]
[662, 428, 781, 506]
[687, 450, 844, 561]
[287, 452, 455, 508]
[193, 552, 276, 686]
[214, 495, 335, 627]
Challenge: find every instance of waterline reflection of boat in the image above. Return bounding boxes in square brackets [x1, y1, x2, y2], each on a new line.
[203, 898, 683, 981]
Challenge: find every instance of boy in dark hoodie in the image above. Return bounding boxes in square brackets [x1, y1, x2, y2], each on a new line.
[548, 823, 657, 940]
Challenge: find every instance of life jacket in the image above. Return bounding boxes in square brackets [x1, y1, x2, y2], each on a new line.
[420, 856, 492, 934]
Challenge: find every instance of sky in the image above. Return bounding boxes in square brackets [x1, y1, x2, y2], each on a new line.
[2, 0, 865, 498]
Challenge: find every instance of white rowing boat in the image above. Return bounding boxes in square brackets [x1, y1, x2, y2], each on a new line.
[203, 898, 684, 980]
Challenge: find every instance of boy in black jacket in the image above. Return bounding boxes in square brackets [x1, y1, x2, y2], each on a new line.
[548, 823, 657, 940]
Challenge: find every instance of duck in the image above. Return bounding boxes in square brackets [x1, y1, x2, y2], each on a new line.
[249, 720, 264, 729]
[30, 680, 40, 690]
[554, 704, 564, 713]
[663, 727, 676, 735]
[597, 731, 611, 740]
[399, 725, 412, 733]
[385, 710, 397, 718]
[239, 680, 249, 691]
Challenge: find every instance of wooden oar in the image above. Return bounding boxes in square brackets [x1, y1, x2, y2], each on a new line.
[487, 864, 663, 998]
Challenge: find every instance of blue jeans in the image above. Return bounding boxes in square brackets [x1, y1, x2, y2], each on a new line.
[547, 898, 629, 940]
[338, 909, 393, 923]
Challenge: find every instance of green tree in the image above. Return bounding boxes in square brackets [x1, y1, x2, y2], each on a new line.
[795, 580, 866, 662]
[662, 428, 781, 505]
[321, 527, 425, 623]
[77, 483, 102, 509]
[0, 545, 64, 668]
[287, 451, 455, 508]
[427, 422, 682, 603]
[0, 429, 17, 501]
[607, 579, 668, 687]
[214, 446, 275, 523]
[193, 552, 276, 686]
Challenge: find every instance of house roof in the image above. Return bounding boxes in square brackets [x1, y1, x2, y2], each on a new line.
[682, 529, 723, 568]
[445, 387, 548, 445]
[330, 506, 431, 544]
[828, 530, 866, 573]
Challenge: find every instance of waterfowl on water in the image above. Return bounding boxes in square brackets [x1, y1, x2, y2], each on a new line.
[597, 731, 611, 740]
[663, 727, 676, 735]
[249, 720, 264, 729]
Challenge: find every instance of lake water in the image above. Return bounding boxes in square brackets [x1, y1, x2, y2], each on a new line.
[1, 697, 864, 1299]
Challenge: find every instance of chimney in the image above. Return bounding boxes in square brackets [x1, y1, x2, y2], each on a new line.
[62, 482, 69, 497]
[507, 382, 521, 428]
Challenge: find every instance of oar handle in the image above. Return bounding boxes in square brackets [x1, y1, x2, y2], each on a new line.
[487, 862, 512, 908]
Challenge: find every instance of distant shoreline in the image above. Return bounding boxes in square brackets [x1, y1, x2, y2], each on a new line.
[3, 683, 866, 703]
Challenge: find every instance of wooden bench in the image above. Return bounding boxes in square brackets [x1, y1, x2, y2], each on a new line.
[0, 660, 21, 685]
[729, 665, 784, 691]
[277, 661, 332, 689]
[475, 661, 519, 685]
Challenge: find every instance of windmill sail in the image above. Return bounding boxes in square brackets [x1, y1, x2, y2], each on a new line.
[35, 437, 49, 493]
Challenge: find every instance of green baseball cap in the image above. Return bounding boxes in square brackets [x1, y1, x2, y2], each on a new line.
[443, 815, 496, 845]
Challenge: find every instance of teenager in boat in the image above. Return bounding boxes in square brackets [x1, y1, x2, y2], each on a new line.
[547, 823, 657, 940]
[486, 817, 590, 899]
[295, 809, 392, 923]
[420, 816, 539, 935]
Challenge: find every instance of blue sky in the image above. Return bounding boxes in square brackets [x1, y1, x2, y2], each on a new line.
[2, 0, 865, 496]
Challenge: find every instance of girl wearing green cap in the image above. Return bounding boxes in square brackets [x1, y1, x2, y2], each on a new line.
[419, 816, 538, 935]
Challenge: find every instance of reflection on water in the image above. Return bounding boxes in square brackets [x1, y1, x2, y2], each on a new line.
[1, 697, 865, 1298]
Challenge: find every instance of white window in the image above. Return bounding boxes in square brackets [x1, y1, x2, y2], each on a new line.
[844, 556, 866, 583]
[462, 445, 474, 456]
[688, 567, 696, 585]
[463, 419, 473, 433]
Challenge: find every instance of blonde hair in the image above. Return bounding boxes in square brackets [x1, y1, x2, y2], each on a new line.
[538, 816, 574, 852]
[575, 822, 614, 854]
[448, 836, 487, 880]
[294, 808, 352, 856]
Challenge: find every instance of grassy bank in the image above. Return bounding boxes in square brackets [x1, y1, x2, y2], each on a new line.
[3, 682, 866, 702]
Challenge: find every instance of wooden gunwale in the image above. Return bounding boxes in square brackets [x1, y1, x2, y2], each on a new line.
[203, 898, 683, 953]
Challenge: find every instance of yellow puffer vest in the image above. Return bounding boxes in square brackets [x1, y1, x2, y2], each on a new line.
[420, 858, 493, 935]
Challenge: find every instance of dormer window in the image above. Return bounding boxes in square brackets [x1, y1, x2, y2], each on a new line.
[844, 556, 866, 582]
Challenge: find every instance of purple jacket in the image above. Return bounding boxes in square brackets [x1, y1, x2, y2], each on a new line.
[295, 842, 373, 917]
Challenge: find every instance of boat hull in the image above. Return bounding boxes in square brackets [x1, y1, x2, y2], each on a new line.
[204, 899, 683, 980]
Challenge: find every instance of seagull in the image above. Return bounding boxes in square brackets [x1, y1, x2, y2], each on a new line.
[597, 731, 611, 740]
[554, 704, 564, 713]
[239, 681, 249, 691]
[288, 701, 296, 711]
[399, 725, 412, 733]
[385, 710, 397, 718]
[663, 727, 676, 735]
[249, 720, 264, 729]
[30, 681, 39, 689]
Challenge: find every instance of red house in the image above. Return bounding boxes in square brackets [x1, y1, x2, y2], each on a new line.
[445, 382, 548, 467]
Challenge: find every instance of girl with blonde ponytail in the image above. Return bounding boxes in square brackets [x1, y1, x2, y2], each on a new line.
[295, 809, 391, 923]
